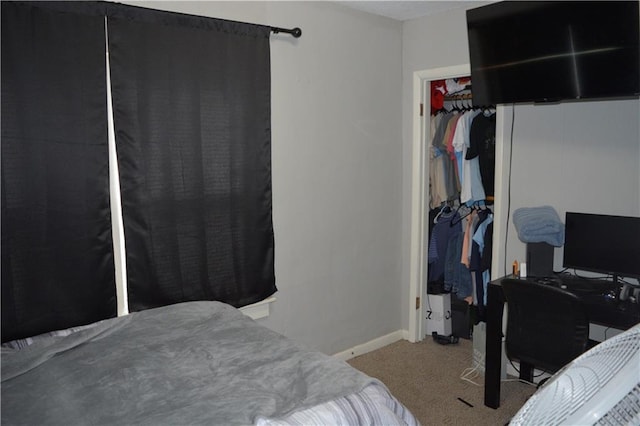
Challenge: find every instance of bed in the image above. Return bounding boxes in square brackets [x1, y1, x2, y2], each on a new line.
[1, 301, 419, 425]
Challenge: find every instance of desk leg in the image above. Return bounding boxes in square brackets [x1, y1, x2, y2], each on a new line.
[484, 283, 504, 409]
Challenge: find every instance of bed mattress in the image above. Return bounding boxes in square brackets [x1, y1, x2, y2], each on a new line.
[1, 301, 418, 425]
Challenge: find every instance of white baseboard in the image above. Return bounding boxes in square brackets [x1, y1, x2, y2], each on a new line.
[333, 330, 408, 361]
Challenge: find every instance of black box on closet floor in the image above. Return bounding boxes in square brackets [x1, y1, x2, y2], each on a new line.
[427, 280, 446, 295]
[451, 298, 472, 339]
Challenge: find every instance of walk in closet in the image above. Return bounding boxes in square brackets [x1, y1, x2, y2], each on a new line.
[426, 77, 496, 334]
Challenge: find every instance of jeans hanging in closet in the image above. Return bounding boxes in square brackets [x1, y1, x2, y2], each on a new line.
[443, 231, 473, 299]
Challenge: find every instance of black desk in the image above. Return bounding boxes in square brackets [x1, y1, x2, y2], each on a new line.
[484, 275, 640, 409]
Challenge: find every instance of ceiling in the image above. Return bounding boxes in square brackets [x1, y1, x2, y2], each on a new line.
[335, 1, 481, 21]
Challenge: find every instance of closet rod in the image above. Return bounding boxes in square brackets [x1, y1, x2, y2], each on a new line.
[445, 93, 473, 101]
[271, 26, 302, 38]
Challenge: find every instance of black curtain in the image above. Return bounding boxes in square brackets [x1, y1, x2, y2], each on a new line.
[1, 2, 116, 342]
[107, 5, 277, 310]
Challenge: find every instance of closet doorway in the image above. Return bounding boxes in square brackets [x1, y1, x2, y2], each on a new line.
[407, 65, 512, 342]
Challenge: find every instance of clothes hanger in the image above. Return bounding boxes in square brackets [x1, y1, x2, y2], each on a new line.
[465, 97, 474, 112]
[449, 201, 473, 226]
[433, 201, 452, 223]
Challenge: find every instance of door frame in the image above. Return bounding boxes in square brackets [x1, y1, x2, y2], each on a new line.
[407, 64, 511, 342]
[408, 64, 470, 342]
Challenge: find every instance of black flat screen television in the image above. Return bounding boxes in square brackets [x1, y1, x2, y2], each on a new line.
[563, 212, 640, 281]
[466, 1, 640, 105]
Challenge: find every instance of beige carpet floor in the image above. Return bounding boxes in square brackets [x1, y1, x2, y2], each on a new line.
[347, 338, 536, 426]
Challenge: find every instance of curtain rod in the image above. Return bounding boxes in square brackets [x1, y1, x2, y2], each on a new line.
[270, 26, 302, 38]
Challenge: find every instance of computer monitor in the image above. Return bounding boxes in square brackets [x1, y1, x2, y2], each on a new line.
[563, 212, 640, 282]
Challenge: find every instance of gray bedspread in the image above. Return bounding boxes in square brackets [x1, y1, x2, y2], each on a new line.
[1, 301, 378, 425]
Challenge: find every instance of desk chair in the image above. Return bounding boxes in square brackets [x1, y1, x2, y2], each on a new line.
[501, 278, 598, 378]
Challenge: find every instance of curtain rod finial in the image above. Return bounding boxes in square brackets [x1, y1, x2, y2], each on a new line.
[271, 26, 302, 38]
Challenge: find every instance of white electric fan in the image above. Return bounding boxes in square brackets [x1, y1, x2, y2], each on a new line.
[509, 323, 640, 425]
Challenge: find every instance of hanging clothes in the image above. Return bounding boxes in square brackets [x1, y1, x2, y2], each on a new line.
[430, 112, 460, 204]
[461, 209, 479, 268]
[443, 219, 473, 299]
[427, 77, 496, 320]
[453, 110, 482, 204]
[467, 111, 496, 199]
[427, 208, 460, 284]
[468, 209, 493, 322]
[429, 106, 495, 208]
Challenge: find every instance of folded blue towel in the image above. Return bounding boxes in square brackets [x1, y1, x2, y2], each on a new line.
[513, 206, 565, 247]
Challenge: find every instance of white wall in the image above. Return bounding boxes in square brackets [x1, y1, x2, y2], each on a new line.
[501, 100, 640, 274]
[124, 1, 404, 355]
[114, 0, 639, 353]
[401, 4, 640, 331]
